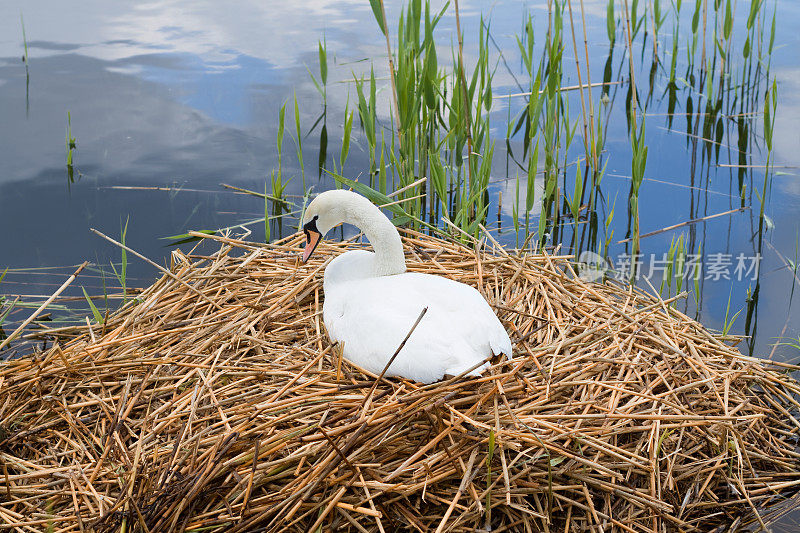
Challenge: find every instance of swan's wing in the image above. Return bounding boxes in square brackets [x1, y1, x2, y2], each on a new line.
[405, 273, 513, 358]
[323, 278, 459, 383]
[323, 273, 512, 384]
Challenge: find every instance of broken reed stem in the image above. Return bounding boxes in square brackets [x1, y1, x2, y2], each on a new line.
[616, 206, 748, 243]
[0, 261, 88, 351]
[493, 80, 621, 99]
[89, 227, 222, 310]
[359, 306, 428, 415]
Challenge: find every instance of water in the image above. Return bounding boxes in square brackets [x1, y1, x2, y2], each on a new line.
[0, 0, 799, 524]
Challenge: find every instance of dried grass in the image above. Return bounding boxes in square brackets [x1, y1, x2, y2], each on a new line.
[1, 229, 800, 532]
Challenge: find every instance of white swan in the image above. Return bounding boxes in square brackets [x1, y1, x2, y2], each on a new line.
[300, 190, 512, 384]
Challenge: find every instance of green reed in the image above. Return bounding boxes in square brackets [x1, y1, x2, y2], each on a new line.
[66, 112, 77, 182]
[158, 0, 780, 335]
[109, 217, 129, 304]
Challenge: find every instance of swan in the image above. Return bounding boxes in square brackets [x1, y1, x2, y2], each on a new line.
[300, 189, 512, 384]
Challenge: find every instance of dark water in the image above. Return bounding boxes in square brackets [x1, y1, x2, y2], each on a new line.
[0, 0, 799, 523]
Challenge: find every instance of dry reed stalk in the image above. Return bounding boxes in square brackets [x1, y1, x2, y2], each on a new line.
[1, 230, 799, 532]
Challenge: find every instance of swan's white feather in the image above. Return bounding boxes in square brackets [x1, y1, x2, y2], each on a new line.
[323, 250, 512, 384]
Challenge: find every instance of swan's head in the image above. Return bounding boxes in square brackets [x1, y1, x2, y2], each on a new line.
[299, 190, 406, 273]
[300, 190, 353, 262]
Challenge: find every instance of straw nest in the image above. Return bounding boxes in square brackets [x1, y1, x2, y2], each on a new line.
[1, 229, 800, 533]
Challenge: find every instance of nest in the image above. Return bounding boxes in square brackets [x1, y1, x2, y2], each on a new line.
[1, 229, 800, 532]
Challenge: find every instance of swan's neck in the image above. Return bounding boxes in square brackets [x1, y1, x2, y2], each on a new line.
[349, 201, 406, 276]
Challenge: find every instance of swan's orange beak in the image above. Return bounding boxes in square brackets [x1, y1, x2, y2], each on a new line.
[303, 231, 322, 263]
[301, 216, 322, 262]
[302, 230, 322, 263]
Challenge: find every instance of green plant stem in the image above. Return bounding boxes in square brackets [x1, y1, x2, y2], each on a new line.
[565, 0, 593, 174]
[378, 0, 404, 148]
[622, 0, 639, 125]
[453, 0, 476, 205]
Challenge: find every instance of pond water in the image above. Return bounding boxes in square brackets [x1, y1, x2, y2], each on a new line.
[0, 0, 799, 525]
